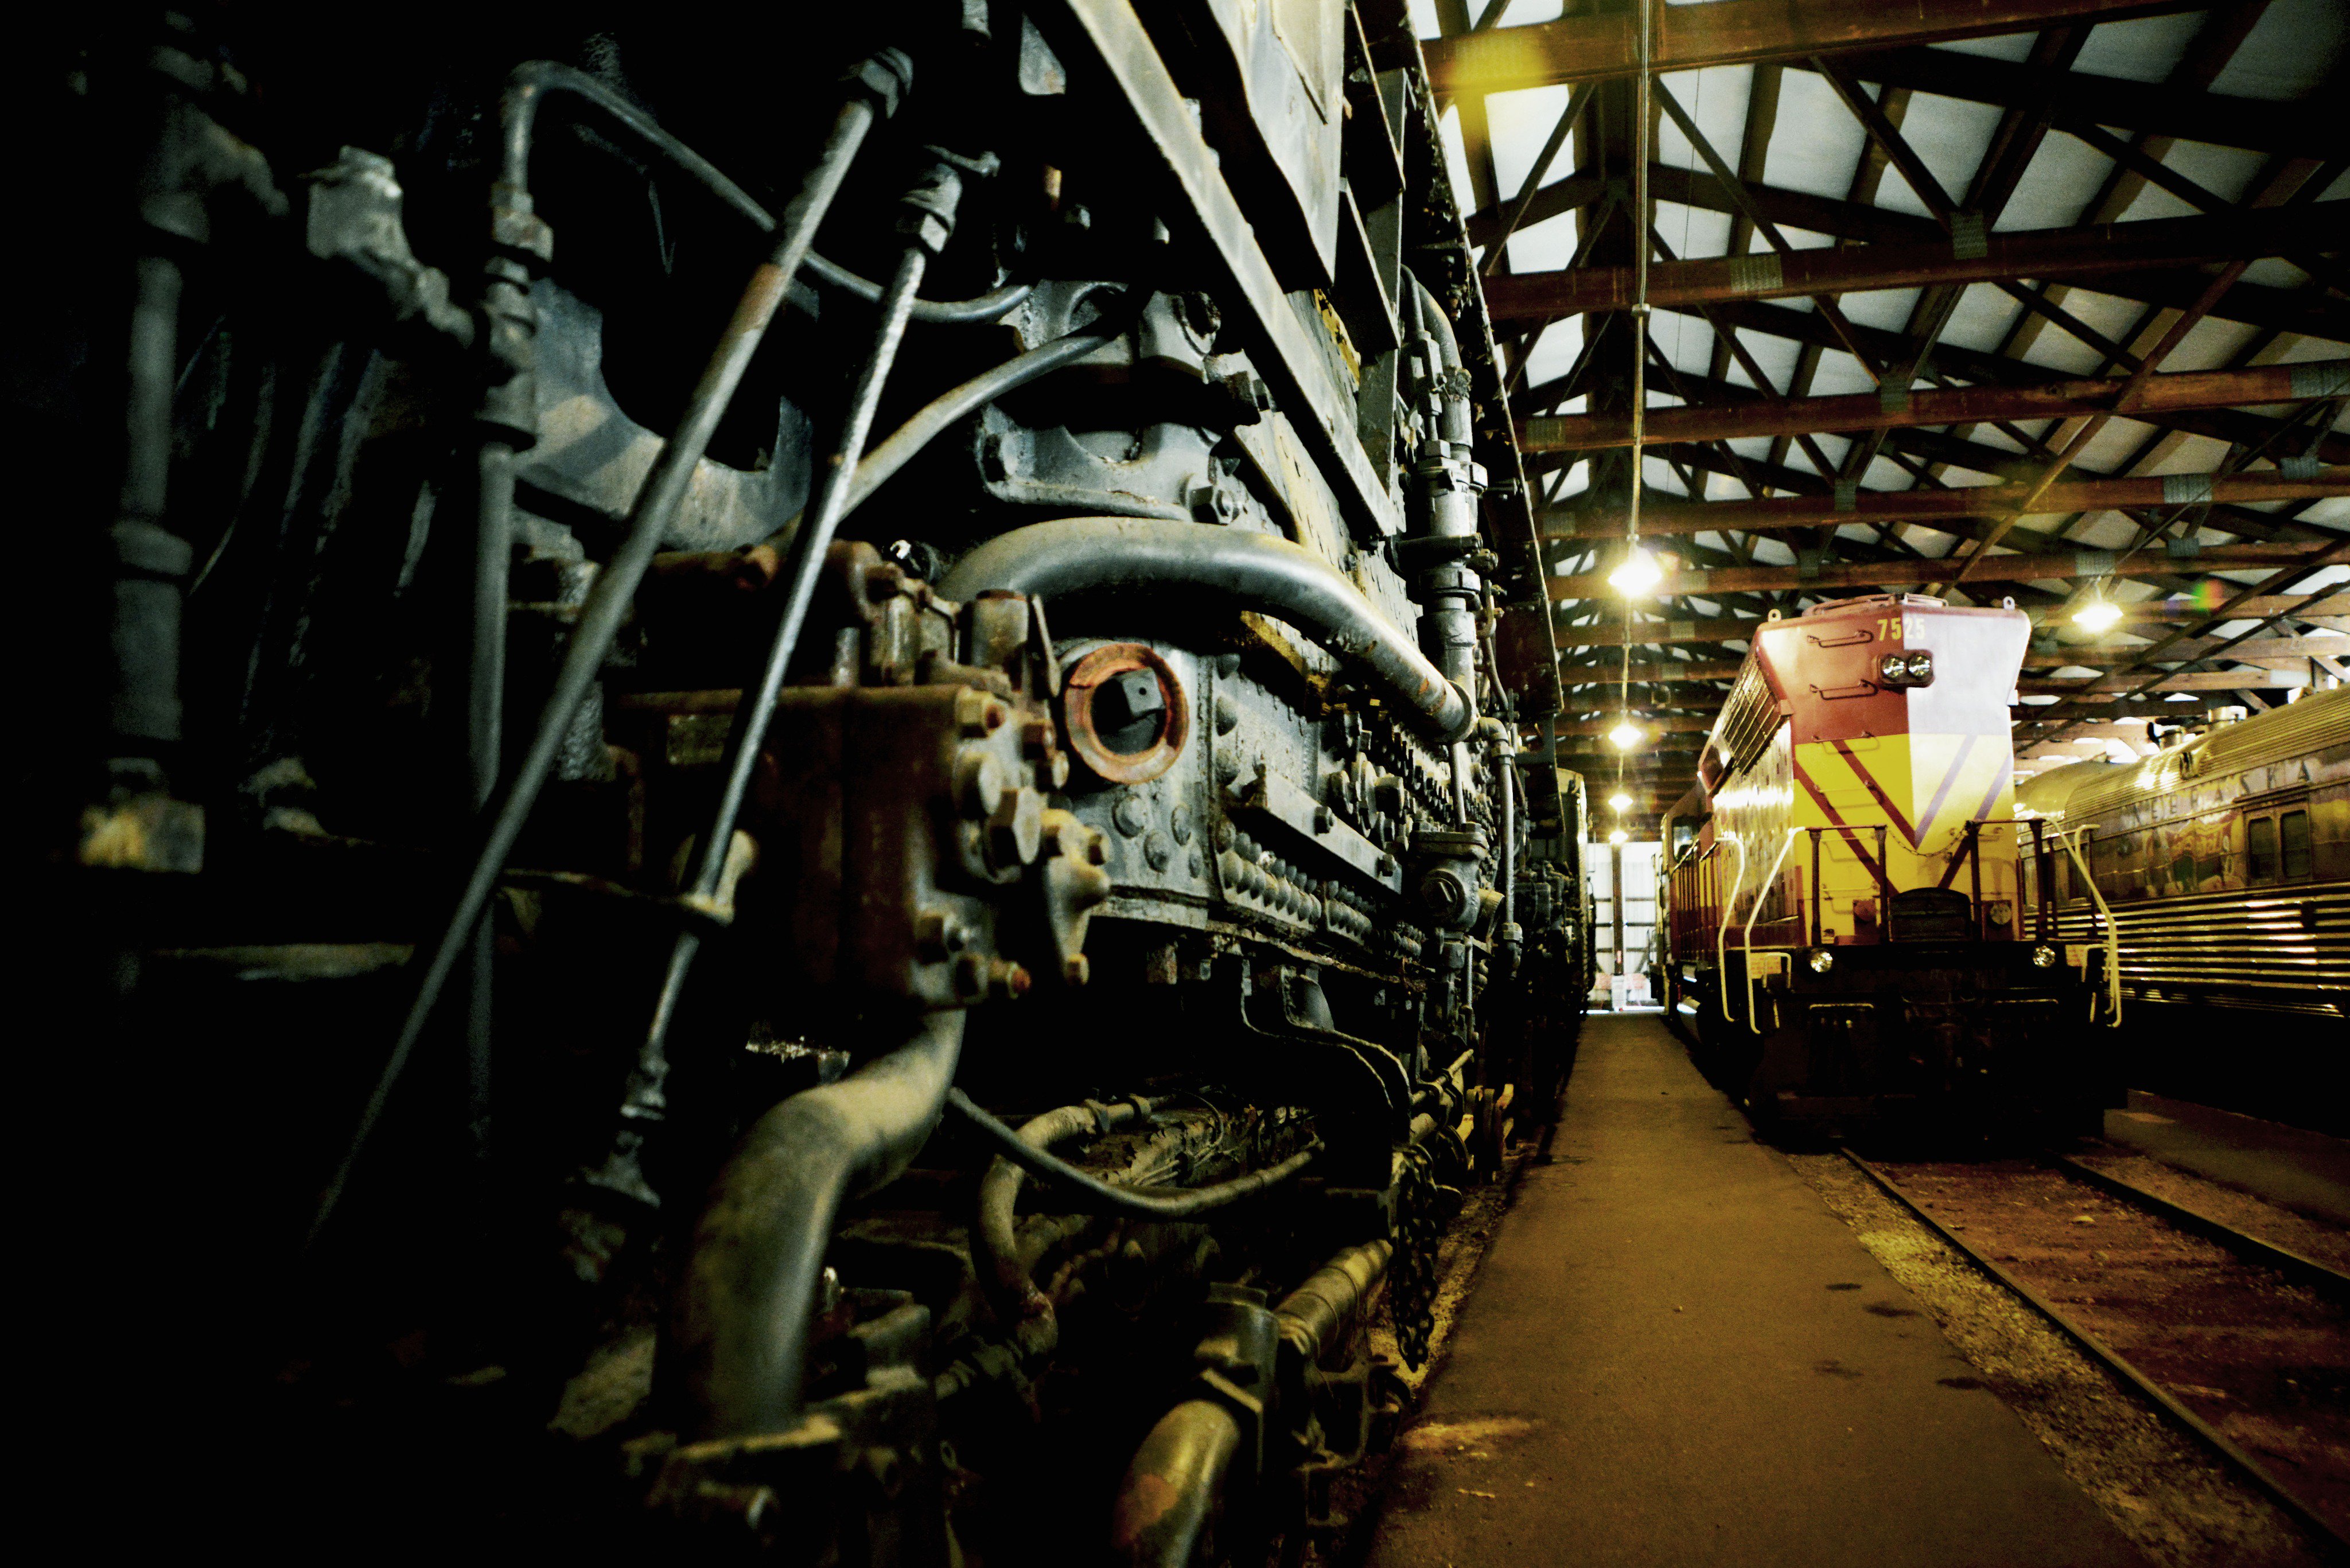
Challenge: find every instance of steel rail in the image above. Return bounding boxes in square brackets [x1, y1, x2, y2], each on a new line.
[1841, 1148, 2350, 1558]
[2051, 1154, 2350, 1304]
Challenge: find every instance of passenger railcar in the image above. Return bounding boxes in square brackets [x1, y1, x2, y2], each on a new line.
[25, 5, 1582, 1558]
[2017, 688, 2349, 1124]
[1662, 594, 2112, 1133]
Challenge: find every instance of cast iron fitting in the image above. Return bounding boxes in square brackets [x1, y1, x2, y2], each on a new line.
[842, 48, 915, 119]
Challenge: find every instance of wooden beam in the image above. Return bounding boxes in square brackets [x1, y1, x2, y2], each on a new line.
[1522, 360, 2348, 452]
[1542, 469, 2350, 535]
[2024, 668, 2314, 694]
[1482, 203, 2347, 325]
[1550, 601, 2350, 646]
[1547, 544, 2343, 601]
[1423, 0, 2202, 94]
[2021, 634, 2350, 666]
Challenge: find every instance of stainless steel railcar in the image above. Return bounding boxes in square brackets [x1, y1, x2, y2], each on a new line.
[2017, 688, 2350, 1125]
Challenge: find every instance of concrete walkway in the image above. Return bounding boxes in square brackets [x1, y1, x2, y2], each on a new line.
[2107, 1091, 2350, 1228]
[1363, 1014, 2142, 1568]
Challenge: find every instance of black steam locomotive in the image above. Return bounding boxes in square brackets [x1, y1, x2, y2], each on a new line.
[25, 4, 1583, 1559]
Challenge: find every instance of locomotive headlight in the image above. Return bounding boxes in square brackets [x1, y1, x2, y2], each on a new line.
[1904, 650, 1934, 683]
[2030, 944, 2059, 968]
[1808, 947, 1836, 974]
[1878, 652, 1906, 683]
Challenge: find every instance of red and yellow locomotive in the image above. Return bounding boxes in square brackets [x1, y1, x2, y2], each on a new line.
[1662, 594, 2112, 1134]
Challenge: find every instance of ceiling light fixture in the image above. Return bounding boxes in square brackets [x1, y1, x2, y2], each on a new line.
[1608, 827, 1629, 845]
[1609, 791, 1633, 811]
[2072, 585, 2123, 634]
[1609, 543, 1664, 597]
[1609, 718, 1644, 750]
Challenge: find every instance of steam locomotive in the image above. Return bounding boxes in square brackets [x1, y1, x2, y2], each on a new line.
[2014, 686, 2349, 1127]
[26, 3, 1585, 1558]
[1660, 593, 2113, 1136]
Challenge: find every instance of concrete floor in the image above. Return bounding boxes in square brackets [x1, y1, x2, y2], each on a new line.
[1363, 1014, 2144, 1567]
[2106, 1091, 2350, 1228]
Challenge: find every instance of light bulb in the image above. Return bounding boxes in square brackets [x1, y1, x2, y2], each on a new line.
[1608, 544, 1664, 597]
[1608, 828, 1629, 845]
[1608, 791, 1633, 811]
[2072, 597, 2123, 633]
[1609, 719, 1643, 750]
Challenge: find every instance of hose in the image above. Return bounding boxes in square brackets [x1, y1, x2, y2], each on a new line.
[500, 63, 1028, 326]
[975, 1098, 1153, 1333]
[674, 1010, 966, 1437]
[307, 68, 891, 1247]
[804, 250, 1032, 324]
[754, 314, 1129, 556]
[947, 1090, 1320, 1219]
[939, 518, 1475, 742]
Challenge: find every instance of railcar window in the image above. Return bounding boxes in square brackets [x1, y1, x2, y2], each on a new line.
[2282, 810, 2312, 881]
[2248, 816, 2277, 883]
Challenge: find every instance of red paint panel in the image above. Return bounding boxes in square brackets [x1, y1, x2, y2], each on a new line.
[1753, 594, 2028, 745]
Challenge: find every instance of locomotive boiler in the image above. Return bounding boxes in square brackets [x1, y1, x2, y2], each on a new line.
[1660, 593, 2113, 1135]
[25, 3, 1584, 1559]
[2016, 687, 2349, 1127]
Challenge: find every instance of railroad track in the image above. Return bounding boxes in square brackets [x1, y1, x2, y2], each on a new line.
[1842, 1148, 2350, 1558]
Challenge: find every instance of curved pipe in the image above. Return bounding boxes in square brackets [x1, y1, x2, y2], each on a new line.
[754, 319, 1127, 555]
[804, 251, 1033, 325]
[948, 1089, 1320, 1219]
[975, 1098, 1152, 1332]
[500, 64, 1032, 327]
[1714, 833, 1748, 1023]
[675, 1010, 965, 1438]
[939, 518, 1474, 742]
[1405, 271, 1472, 448]
[1738, 829, 1801, 1033]
[1111, 1401, 1242, 1568]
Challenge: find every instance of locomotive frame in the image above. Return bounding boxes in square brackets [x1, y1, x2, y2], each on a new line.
[27, 3, 1589, 1559]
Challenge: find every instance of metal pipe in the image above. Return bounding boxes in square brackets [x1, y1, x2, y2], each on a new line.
[1498, 748, 1519, 937]
[110, 250, 190, 761]
[949, 1089, 1320, 1219]
[675, 1009, 966, 1437]
[606, 231, 936, 1195]
[1967, 821, 1985, 940]
[308, 72, 890, 1246]
[1738, 828, 1800, 1032]
[939, 518, 1475, 741]
[804, 250, 1031, 324]
[1714, 832, 1748, 1020]
[752, 316, 1130, 557]
[1274, 1240, 1392, 1367]
[1110, 1401, 1241, 1568]
[975, 1098, 1153, 1333]
[2032, 818, 2051, 940]
[1403, 273, 1483, 695]
[465, 439, 514, 1164]
[1809, 827, 1823, 947]
[1874, 823, 1891, 942]
[498, 63, 1027, 327]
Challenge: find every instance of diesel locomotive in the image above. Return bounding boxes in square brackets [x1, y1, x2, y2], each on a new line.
[2016, 686, 2349, 1127]
[26, 4, 1585, 1559]
[1660, 593, 2115, 1135]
